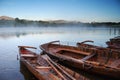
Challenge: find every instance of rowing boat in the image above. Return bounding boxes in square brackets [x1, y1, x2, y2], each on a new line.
[106, 36, 120, 50]
[77, 40, 120, 61]
[18, 46, 79, 80]
[40, 41, 120, 79]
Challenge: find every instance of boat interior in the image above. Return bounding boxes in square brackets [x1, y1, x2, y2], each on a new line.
[48, 43, 120, 68]
[19, 48, 61, 78]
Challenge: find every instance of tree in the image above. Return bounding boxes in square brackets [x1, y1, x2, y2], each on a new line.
[15, 18, 20, 22]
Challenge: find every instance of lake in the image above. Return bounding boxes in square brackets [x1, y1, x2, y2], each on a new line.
[0, 26, 119, 80]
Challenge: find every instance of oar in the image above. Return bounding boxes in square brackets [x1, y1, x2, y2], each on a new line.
[43, 55, 66, 80]
[44, 54, 76, 80]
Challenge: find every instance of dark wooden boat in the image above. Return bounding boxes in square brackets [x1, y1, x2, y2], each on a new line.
[40, 41, 120, 79]
[106, 36, 120, 50]
[77, 40, 120, 61]
[18, 46, 80, 80]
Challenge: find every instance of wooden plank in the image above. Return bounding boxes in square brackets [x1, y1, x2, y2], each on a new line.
[21, 54, 36, 57]
[36, 66, 51, 69]
[110, 59, 120, 68]
[43, 56, 66, 80]
[81, 53, 96, 62]
[57, 48, 91, 56]
[46, 55, 76, 80]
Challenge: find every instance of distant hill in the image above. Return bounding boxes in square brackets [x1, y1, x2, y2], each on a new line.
[0, 16, 15, 20]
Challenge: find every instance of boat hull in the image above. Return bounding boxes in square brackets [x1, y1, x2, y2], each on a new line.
[18, 46, 61, 80]
[20, 58, 46, 80]
[42, 51, 120, 79]
[40, 41, 120, 79]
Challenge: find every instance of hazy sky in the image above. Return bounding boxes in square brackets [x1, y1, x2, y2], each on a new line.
[0, 0, 120, 22]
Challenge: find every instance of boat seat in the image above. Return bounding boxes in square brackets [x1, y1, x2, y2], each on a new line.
[21, 54, 36, 57]
[58, 48, 91, 56]
[81, 53, 96, 61]
[36, 66, 51, 69]
[110, 59, 120, 68]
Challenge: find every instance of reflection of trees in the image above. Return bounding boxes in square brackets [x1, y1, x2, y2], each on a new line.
[0, 31, 43, 39]
[0, 32, 28, 39]
[0, 26, 120, 39]
[114, 28, 117, 35]
[16, 32, 27, 37]
[118, 29, 120, 35]
[109, 26, 120, 36]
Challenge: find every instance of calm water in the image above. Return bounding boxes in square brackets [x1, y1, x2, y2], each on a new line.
[0, 26, 120, 80]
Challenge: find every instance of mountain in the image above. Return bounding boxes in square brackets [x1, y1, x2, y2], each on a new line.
[0, 16, 15, 20]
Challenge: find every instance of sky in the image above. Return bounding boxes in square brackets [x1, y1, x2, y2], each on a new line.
[0, 0, 120, 22]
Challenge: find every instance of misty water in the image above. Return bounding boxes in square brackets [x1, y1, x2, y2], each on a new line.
[0, 25, 120, 80]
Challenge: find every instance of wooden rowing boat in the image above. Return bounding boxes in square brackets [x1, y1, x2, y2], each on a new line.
[18, 46, 62, 80]
[18, 46, 81, 80]
[77, 40, 120, 60]
[40, 41, 120, 79]
[106, 36, 120, 50]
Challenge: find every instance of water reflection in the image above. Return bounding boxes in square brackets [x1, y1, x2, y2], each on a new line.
[109, 27, 120, 35]
[0, 26, 120, 39]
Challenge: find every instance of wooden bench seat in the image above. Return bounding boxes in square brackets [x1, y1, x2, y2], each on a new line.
[57, 48, 91, 56]
[21, 54, 36, 57]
